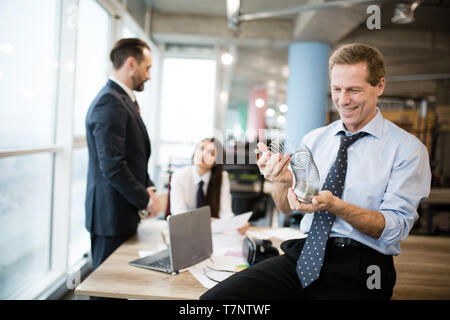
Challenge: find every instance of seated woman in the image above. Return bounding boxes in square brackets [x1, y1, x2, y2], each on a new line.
[170, 137, 249, 235]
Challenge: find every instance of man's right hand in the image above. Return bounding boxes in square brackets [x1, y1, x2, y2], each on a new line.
[142, 188, 160, 219]
[257, 142, 293, 185]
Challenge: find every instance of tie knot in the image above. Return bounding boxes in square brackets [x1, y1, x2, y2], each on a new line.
[339, 131, 367, 149]
[198, 180, 204, 188]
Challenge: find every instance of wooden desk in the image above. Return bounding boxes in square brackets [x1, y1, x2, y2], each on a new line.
[75, 219, 450, 300]
[75, 219, 205, 299]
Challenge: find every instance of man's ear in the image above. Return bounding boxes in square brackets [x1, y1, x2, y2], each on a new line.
[125, 56, 136, 69]
[377, 77, 386, 96]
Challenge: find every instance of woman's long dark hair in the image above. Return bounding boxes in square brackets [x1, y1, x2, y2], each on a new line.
[194, 137, 225, 218]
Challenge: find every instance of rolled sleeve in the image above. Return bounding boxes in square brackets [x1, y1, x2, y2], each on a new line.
[378, 144, 431, 248]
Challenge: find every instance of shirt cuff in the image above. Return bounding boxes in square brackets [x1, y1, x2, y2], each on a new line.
[378, 210, 403, 247]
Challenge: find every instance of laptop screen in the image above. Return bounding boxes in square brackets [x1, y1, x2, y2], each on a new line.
[168, 206, 213, 271]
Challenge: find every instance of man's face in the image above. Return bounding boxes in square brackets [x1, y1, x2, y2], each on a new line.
[131, 48, 152, 91]
[330, 62, 385, 132]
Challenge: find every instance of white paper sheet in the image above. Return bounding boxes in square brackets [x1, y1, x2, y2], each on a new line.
[211, 211, 253, 233]
[246, 227, 307, 241]
[188, 255, 248, 289]
[212, 232, 246, 256]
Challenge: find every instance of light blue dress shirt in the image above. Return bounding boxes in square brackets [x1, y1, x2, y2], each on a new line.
[298, 108, 431, 255]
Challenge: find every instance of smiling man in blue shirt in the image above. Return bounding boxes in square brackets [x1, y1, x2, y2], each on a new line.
[201, 43, 431, 300]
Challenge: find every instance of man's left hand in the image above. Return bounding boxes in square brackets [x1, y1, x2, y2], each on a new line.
[287, 188, 335, 213]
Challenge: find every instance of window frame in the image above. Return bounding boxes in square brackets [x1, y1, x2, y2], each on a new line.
[0, 0, 160, 299]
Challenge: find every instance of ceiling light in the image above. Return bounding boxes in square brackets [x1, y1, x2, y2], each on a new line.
[266, 108, 275, 117]
[279, 104, 288, 113]
[220, 91, 229, 103]
[277, 115, 286, 124]
[255, 98, 265, 108]
[391, 1, 420, 24]
[221, 52, 233, 65]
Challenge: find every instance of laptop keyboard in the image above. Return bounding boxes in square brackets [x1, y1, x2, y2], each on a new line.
[147, 254, 171, 271]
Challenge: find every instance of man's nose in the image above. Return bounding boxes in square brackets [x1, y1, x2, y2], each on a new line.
[339, 91, 351, 105]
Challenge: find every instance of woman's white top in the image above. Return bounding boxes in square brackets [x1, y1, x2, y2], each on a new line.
[170, 165, 233, 219]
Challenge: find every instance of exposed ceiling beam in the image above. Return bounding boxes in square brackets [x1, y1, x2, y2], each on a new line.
[239, 0, 385, 21]
[150, 12, 293, 47]
[293, 1, 369, 43]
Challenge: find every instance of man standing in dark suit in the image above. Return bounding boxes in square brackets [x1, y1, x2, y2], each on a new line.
[85, 38, 160, 270]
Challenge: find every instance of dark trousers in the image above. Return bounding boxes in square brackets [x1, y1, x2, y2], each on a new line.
[90, 233, 133, 270]
[200, 238, 396, 300]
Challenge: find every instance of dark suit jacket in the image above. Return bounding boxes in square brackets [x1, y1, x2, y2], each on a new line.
[85, 80, 154, 236]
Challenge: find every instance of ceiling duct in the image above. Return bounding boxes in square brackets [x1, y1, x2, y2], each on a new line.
[226, 0, 241, 32]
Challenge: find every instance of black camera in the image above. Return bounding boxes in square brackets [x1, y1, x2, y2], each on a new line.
[243, 236, 280, 265]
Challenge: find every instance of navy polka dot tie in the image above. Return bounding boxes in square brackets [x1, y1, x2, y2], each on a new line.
[296, 131, 367, 288]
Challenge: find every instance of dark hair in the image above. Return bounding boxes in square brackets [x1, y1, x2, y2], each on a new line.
[193, 138, 225, 219]
[109, 38, 150, 70]
[329, 43, 385, 86]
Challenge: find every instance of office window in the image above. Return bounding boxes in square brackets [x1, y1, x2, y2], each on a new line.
[0, 0, 58, 149]
[73, 0, 110, 136]
[69, 148, 90, 266]
[159, 57, 216, 165]
[69, 0, 110, 266]
[0, 154, 53, 299]
[0, 0, 57, 299]
[123, 25, 137, 38]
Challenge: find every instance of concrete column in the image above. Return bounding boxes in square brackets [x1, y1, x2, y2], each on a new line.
[285, 42, 330, 152]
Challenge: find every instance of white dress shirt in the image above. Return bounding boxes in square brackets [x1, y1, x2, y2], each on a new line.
[109, 75, 136, 102]
[170, 165, 234, 219]
[298, 108, 431, 255]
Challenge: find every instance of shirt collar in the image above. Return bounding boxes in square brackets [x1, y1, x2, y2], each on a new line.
[332, 107, 384, 139]
[192, 165, 212, 186]
[109, 75, 136, 103]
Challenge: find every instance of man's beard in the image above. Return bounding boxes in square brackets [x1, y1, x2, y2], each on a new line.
[132, 76, 146, 91]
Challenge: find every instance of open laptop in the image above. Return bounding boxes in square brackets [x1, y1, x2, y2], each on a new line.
[129, 206, 213, 274]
